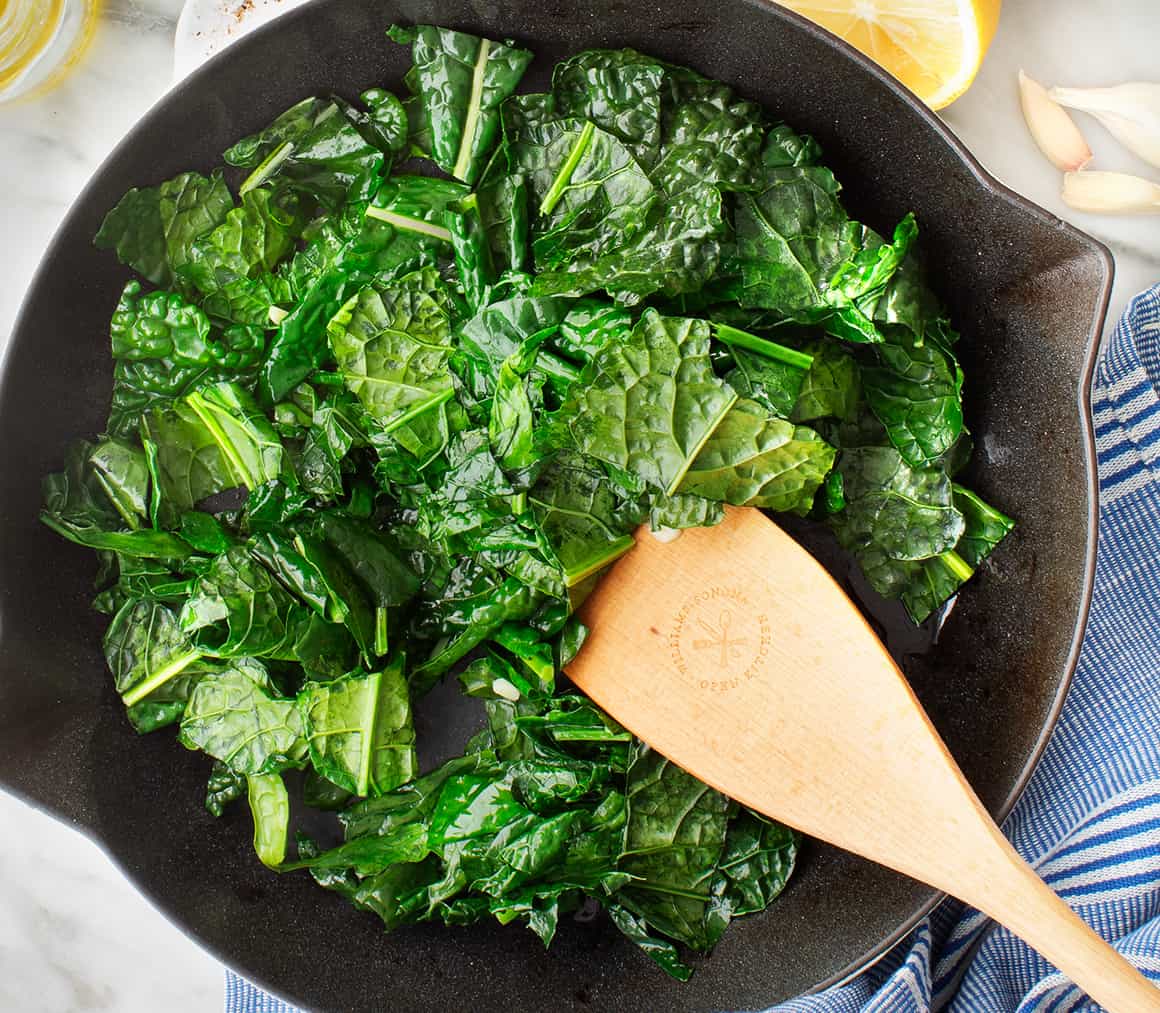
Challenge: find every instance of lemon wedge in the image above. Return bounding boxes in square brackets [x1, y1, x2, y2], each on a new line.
[774, 0, 1001, 110]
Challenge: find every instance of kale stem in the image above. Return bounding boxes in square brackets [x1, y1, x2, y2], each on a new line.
[364, 206, 453, 242]
[666, 391, 738, 497]
[357, 670, 383, 796]
[186, 391, 255, 490]
[122, 649, 202, 707]
[453, 38, 491, 181]
[713, 323, 814, 371]
[940, 549, 974, 582]
[240, 141, 295, 195]
[92, 470, 140, 530]
[141, 436, 163, 529]
[381, 387, 455, 434]
[539, 121, 595, 216]
[564, 535, 635, 587]
[375, 607, 389, 658]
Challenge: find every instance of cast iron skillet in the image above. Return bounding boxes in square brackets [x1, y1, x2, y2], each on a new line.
[0, 1, 1111, 1009]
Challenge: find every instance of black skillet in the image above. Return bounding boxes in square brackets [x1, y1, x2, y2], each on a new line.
[0, 1, 1111, 1009]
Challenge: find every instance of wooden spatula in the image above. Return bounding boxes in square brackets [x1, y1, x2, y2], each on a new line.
[568, 506, 1159, 1011]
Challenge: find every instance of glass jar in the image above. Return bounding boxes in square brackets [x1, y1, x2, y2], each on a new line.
[0, 0, 100, 104]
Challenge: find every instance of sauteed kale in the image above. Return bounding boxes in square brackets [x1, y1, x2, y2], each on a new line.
[41, 24, 1013, 979]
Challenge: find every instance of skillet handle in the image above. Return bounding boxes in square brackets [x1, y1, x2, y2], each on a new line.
[0, 705, 106, 840]
[0, 567, 110, 841]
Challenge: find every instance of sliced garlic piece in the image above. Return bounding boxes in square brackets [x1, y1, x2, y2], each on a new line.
[1062, 171, 1160, 214]
[1019, 70, 1093, 172]
[492, 677, 521, 702]
[1050, 83, 1160, 169]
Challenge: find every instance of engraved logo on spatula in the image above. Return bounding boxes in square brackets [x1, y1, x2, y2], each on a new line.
[693, 610, 747, 667]
[669, 586, 771, 692]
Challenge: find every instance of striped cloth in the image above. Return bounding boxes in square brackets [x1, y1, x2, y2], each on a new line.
[226, 285, 1160, 1013]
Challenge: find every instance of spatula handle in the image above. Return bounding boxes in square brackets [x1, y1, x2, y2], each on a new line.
[966, 830, 1159, 1012]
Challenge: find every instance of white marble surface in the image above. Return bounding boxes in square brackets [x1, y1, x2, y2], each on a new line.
[1, 2, 1158, 1010]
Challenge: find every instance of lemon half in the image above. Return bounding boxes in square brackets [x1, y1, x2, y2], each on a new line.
[775, 0, 1001, 110]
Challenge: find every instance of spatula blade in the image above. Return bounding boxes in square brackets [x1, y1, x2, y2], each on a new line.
[567, 505, 996, 892]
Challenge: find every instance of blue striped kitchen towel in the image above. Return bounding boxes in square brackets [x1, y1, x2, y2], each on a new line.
[226, 285, 1160, 1013]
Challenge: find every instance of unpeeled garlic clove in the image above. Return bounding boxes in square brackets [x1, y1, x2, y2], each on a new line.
[1050, 83, 1160, 169]
[1019, 70, 1093, 172]
[1061, 171, 1160, 214]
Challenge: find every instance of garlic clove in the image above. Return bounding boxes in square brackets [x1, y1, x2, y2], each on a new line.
[1049, 83, 1160, 169]
[1061, 171, 1160, 214]
[1019, 70, 1093, 172]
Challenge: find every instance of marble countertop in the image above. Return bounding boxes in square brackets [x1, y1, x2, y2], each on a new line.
[1, 1, 1158, 1010]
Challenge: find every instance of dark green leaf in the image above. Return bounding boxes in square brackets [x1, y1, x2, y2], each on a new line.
[179, 512, 233, 554]
[179, 546, 305, 659]
[455, 295, 570, 394]
[327, 270, 455, 432]
[862, 326, 964, 468]
[728, 128, 915, 329]
[678, 399, 835, 514]
[532, 183, 725, 305]
[179, 663, 307, 773]
[529, 453, 643, 585]
[295, 532, 378, 660]
[554, 299, 632, 364]
[488, 358, 535, 472]
[40, 513, 193, 560]
[184, 382, 286, 489]
[224, 97, 385, 209]
[953, 486, 1014, 568]
[412, 573, 543, 691]
[389, 25, 533, 184]
[557, 310, 737, 494]
[716, 812, 797, 917]
[505, 112, 655, 271]
[88, 438, 150, 529]
[303, 767, 355, 810]
[830, 446, 964, 562]
[356, 88, 409, 153]
[110, 281, 213, 364]
[615, 742, 731, 951]
[608, 904, 693, 982]
[260, 183, 461, 403]
[446, 194, 495, 314]
[206, 760, 247, 817]
[475, 167, 530, 276]
[648, 493, 723, 531]
[897, 550, 974, 625]
[179, 187, 305, 319]
[724, 346, 809, 421]
[95, 171, 233, 286]
[300, 660, 417, 796]
[248, 530, 329, 615]
[103, 598, 212, 727]
[791, 339, 861, 423]
[551, 49, 665, 153]
[318, 512, 421, 608]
